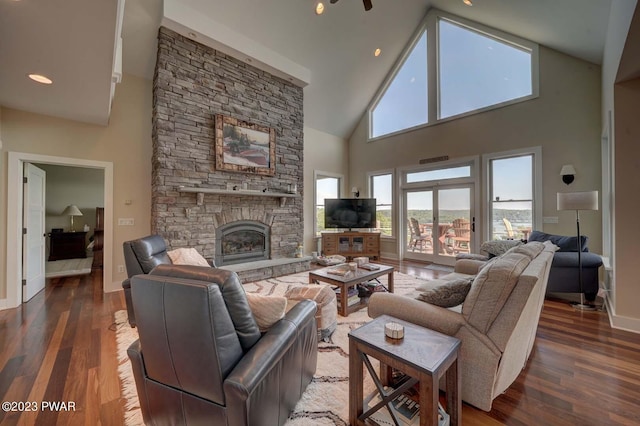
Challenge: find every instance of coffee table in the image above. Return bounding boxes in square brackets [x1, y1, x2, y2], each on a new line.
[349, 315, 461, 426]
[309, 264, 394, 317]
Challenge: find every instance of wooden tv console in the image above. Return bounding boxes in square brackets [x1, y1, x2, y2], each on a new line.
[321, 231, 380, 260]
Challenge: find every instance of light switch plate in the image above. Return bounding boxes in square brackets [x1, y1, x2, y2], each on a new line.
[118, 218, 135, 226]
[543, 216, 559, 224]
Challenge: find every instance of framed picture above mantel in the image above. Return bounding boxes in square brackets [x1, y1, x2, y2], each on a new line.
[215, 114, 276, 176]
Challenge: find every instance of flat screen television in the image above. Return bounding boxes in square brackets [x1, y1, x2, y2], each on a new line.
[324, 198, 377, 230]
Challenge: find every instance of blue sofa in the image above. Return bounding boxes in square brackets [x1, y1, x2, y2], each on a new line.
[528, 231, 602, 301]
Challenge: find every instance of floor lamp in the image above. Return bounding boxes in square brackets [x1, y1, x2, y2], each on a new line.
[557, 191, 599, 310]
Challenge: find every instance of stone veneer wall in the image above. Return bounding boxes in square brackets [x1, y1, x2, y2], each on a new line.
[151, 27, 304, 261]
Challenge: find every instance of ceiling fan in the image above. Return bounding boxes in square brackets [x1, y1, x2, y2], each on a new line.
[330, 0, 373, 11]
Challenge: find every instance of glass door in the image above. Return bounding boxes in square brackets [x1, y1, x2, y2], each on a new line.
[404, 185, 474, 265]
[406, 190, 434, 256]
[437, 188, 472, 260]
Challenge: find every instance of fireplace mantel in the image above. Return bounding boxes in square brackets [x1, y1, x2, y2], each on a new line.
[178, 186, 299, 207]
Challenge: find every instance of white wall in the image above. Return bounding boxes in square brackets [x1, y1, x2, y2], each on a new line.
[348, 46, 603, 257]
[303, 126, 349, 254]
[36, 164, 105, 233]
[1, 74, 152, 298]
[602, 0, 640, 332]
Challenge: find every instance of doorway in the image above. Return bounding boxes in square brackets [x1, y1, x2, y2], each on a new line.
[5, 152, 113, 309]
[399, 157, 479, 266]
[404, 185, 475, 265]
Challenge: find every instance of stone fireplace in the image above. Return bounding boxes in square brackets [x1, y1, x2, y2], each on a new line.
[215, 221, 270, 266]
[150, 27, 304, 269]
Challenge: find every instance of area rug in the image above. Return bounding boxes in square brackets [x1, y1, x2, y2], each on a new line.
[115, 270, 424, 425]
[45, 256, 93, 278]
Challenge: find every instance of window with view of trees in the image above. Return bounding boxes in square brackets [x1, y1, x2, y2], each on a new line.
[315, 174, 341, 235]
[369, 10, 538, 139]
[370, 172, 393, 236]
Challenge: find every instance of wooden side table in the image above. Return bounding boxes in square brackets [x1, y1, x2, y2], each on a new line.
[349, 315, 461, 426]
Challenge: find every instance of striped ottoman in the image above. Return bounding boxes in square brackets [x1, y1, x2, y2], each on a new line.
[285, 284, 337, 342]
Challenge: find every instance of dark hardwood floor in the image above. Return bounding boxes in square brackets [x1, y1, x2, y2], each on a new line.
[0, 270, 125, 426]
[0, 260, 638, 425]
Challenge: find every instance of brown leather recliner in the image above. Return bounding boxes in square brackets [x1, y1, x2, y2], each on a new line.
[127, 264, 318, 426]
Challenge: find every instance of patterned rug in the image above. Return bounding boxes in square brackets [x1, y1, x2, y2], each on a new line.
[115, 270, 424, 425]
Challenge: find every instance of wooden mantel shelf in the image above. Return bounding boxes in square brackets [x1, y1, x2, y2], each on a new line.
[177, 186, 299, 207]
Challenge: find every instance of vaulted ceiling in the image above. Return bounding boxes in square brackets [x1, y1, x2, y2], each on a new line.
[0, 0, 614, 138]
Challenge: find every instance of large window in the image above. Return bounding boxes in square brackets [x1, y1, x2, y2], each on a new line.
[369, 172, 394, 236]
[315, 173, 341, 235]
[438, 19, 533, 119]
[484, 148, 542, 241]
[371, 31, 428, 138]
[369, 10, 538, 139]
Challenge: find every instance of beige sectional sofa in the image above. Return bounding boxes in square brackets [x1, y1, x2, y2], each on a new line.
[368, 241, 556, 411]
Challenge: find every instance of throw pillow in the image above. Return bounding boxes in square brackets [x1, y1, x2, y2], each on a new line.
[245, 293, 287, 332]
[167, 247, 210, 267]
[416, 278, 473, 308]
[480, 240, 523, 258]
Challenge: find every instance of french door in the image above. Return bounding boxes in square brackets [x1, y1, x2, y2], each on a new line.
[404, 185, 475, 265]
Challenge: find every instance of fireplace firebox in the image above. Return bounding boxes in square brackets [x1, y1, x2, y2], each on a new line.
[215, 221, 270, 266]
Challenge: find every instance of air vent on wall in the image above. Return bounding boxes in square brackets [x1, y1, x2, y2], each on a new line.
[419, 155, 449, 164]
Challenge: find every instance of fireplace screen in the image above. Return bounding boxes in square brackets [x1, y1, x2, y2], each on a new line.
[215, 221, 270, 266]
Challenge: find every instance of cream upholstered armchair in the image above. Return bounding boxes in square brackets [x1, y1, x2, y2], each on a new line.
[368, 241, 556, 411]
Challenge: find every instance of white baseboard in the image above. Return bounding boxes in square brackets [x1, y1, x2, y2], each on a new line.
[605, 298, 640, 334]
[106, 280, 124, 293]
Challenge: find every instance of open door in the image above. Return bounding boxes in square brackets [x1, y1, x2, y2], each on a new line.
[23, 163, 46, 302]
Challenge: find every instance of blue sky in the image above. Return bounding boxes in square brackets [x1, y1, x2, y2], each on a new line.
[372, 19, 531, 137]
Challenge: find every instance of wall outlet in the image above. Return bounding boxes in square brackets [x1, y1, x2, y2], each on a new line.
[117, 265, 125, 273]
[118, 218, 135, 226]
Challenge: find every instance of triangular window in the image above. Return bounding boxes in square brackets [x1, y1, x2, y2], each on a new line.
[438, 18, 533, 119]
[368, 11, 537, 140]
[370, 30, 428, 138]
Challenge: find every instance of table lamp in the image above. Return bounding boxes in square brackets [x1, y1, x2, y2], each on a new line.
[62, 204, 83, 232]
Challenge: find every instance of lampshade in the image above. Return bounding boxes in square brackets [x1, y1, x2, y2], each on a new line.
[62, 204, 83, 216]
[557, 191, 598, 211]
[559, 165, 576, 176]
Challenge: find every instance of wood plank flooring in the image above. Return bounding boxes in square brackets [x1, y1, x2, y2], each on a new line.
[0, 270, 125, 425]
[0, 260, 638, 425]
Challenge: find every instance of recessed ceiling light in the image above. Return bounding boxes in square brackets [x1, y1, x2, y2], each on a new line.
[374, 48, 381, 57]
[28, 74, 53, 85]
[463, 0, 473, 5]
[316, 2, 325, 15]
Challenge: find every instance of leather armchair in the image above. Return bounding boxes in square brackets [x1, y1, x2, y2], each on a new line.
[122, 235, 172, 327]
[127, 264, 317, 426]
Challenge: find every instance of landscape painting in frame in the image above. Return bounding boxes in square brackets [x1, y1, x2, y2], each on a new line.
[215, 115, 276, 176]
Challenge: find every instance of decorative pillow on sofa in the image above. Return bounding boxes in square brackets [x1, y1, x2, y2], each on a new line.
[416, 278, 473, 308]
[167, 247, 210, 267]
[245, 293, 287, 332]
[480, 240, 523, 258]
